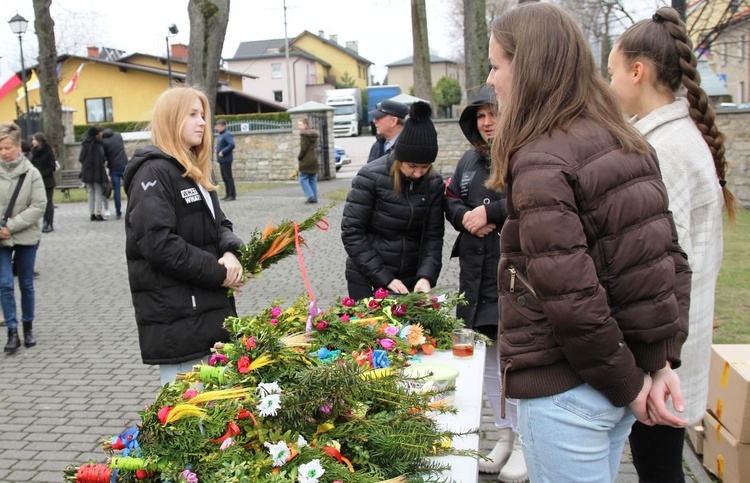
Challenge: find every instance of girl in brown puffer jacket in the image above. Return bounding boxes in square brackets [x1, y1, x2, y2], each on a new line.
[297, 118, 319, 204]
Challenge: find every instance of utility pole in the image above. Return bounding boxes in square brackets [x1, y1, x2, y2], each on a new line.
[283, 0, 294, 106]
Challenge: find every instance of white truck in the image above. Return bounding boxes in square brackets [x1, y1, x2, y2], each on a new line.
[324, 88, 362, 137]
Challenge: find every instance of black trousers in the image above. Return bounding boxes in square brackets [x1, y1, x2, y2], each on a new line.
[219, 162, 236, 198]
[629, 421, 686, 483]
[44, 187, 54, 225]
[347, 281, 373, 301]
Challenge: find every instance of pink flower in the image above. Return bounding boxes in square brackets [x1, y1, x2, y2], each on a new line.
[237, 356, 251, 374]
[368, 299, 381, 310]
[182, 388, 198, 400]
[374, 288, 389, 299]
[392, 304, 407, 317]
[341, 297, 356, 307]
[385, 325, 399, 336]
[378, 338, 397, 350]
[245, 337, 257, 350]
[178, 470, 198, 483]
[220, 437, 235, 450]
[209, 354, 228, 366]
[430, 297, 440, 309]
[270, 318, 279, 326]
[339, 314, 350, 322]
[320, 404, 331, 414]
[270, 307, 282, 317]
[315, 321, 329, 331]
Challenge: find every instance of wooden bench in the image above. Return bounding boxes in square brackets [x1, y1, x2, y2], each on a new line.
[56, 170, 84, 200]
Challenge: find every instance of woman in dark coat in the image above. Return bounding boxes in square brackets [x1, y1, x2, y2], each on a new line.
[445, 86, 526, 482]
[79, 126, 109, 221]
[30, 132, 56, 233]
[341, 102, 444, 300]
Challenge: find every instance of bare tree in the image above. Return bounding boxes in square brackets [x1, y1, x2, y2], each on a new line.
[411, 0, 435, 107]
[464, 0, 489, 98]
[186, 0, 230, 120]
[32, 0, 64, 160]
[688, 0, 749, 53]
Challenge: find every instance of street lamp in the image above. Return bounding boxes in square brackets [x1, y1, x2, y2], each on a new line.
[166, 24, 179, 87]
[8, 13, 31, 138]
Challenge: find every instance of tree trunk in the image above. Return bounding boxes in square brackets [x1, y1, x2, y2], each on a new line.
[32, 0, 65, 161]
[186, 0, 230, 121]
[464, 0, 489, 99]
[411, 0, 435, 107]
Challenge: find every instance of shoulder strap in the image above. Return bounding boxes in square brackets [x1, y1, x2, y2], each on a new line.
[3, 173, 27, 223]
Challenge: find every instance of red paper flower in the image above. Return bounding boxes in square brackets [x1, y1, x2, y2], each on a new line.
[237, 356, 251, 374]
[315, 321, 329, 331]
[374, 288, 389, 299]
[339, 314, 350, 322]
[392, 304, 407, 316]
[368, 299, 381, 310]
[157, 406, 173, 425]
[246, 337, 257, 350]
[341, 297, 356, 307]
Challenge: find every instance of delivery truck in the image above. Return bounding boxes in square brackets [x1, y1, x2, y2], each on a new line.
[324, 88, 362, 137]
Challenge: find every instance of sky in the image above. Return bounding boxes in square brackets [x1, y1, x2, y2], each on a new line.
[0, 0, 465, 84]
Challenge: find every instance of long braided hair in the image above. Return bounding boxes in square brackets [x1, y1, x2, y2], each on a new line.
[617, 6, 738, 222]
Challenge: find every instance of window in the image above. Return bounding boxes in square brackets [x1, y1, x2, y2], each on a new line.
[271, 63, 282, 79]
[85, 97, 113, 123]
[273, 90, 283, 102]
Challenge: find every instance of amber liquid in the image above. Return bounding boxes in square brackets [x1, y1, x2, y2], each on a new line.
[452, 344, 474, 359]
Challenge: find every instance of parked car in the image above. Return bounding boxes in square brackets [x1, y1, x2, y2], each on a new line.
[334, 145, 351, 171]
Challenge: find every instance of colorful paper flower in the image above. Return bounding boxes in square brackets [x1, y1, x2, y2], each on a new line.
[220, 437, 235, 450]
[372, 349, 390, 369]
[373, 288, 389, 299]
[378, 338, 396, 351]
[298, 459, 325, 483]
[237, 356, 251, 374]
[257, 394, 282, 417]
[257, 381, 282, 395]
[264, 440, 291, 467]
[341, 297, 355, 307]
[208, 354, 227, 366]
[245, 337, 257, 350]
[315, 321, 329, 331]
[392, 304, 407, 316]
[178, 469, 198, 483]
[384, 325, 399, 336]
[270, 307, 283, 317]
[182, 388, 198, 400]
[368, 299, 381, 310]
[270, 318, 279, 326]
[339, 314, 350, 322]
[297, 435, 309, 448]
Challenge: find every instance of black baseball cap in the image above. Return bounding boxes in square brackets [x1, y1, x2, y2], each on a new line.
[369, 99, 409, 120]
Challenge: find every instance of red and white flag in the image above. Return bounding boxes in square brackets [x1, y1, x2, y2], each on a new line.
[63, 63, 84, 94]
[0, 58, 22, 101]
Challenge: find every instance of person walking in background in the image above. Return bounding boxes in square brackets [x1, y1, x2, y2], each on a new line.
[101, 128, 129, 219]
[123, 87, 245, 385]
[609, 8, 737, 482]
[342, 101, 444, 300]
[367, 99, 409, 162]
[297, 117, 319, 204]
[30, 132, 56, 233]
[0, 123, 46, 353]
[79, 126, 108, 221]
[215, 119, 236, 201]
[485, 4, 691, 481]
[445, 86, 527, 483]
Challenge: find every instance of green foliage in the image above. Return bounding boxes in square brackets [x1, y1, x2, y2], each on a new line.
[73, 121, 150, 142]
[337, 72, 356, 88]
[714, 208, 750, 343]
[433, 77, 462, 108]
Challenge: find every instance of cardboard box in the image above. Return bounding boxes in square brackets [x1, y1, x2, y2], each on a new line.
[703, 412, 750, 483]
[686, 421, 704, 455]
[707, 344, 750, 442]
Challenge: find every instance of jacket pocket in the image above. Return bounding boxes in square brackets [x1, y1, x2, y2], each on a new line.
[505, 265, 544, 319]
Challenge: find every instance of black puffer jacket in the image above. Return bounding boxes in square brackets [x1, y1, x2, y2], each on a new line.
[101, 129, 129, 169]
[445, 87, 505, 333]
[30, 142, 57, 189]
[78, 137, 108, 184]
[123, 146, 243, 365]
[342, 153, 444, 290]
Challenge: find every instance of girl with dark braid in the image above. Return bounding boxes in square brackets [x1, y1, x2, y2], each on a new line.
[609, 7, 738, 482]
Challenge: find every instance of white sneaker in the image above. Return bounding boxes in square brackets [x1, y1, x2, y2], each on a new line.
[498, 437, 529, 482]
[479, 428, 514, 473]
[103, 210, 111, 219]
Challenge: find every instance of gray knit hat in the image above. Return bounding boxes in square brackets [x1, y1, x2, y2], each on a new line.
[393, 101, 438, 165]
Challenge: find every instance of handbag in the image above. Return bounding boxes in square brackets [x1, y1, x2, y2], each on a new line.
[1, 173, 27, 228]
[102, 177, 113, 199]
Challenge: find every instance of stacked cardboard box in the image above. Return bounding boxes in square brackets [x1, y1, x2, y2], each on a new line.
[703, 345, 750, 483]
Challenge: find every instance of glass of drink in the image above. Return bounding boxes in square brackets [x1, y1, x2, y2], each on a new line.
[451, 328, 475, 359]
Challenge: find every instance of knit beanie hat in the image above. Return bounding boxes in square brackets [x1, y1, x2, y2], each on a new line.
[394, 101, 438, 165]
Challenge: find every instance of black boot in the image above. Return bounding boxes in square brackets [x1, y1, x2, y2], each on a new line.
[4, 328, 21, 353]
[22, 322, 36, 348]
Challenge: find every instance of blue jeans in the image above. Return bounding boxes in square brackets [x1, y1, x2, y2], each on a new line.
[0, 245, 38, 329]
[299, 172, 318, 201]
[109, 164, 126, 215]
[518, 383, 636, 483]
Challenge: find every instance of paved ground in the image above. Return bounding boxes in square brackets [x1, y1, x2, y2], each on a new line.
[0, 135, 713, 481]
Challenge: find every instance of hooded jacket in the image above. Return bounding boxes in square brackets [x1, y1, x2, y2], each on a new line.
[0, 156, 46, 247]
[123, 146, 243, 365]
[297, 128, 320, 174]
[78, 136, 108, 184]
[445, 86, 506, 333]
[341, 153, 444, 290]
[30, 142, 57, 189]
[101, 129, 129, 169]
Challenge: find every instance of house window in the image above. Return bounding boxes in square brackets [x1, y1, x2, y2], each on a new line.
[85, 97, 113, 123]
[271, 63, 282, 79]
[273, 90, 283, 102]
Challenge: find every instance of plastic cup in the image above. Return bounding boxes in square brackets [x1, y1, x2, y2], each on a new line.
[452, 328, 475, 359]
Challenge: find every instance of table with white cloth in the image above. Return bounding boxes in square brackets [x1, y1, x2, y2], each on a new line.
[423, 343, 487, 483]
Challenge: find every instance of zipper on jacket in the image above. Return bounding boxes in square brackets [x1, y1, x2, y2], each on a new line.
[191, 295, 197, 310]
[508, 266, 537, 297]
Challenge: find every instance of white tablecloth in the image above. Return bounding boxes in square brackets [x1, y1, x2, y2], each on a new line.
[424, 343, 487, 482]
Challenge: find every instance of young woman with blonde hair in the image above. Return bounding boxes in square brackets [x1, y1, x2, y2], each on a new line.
[123, 86, 245, 385]
[485, 3, 692, 481]
[609, 7, 736, 482]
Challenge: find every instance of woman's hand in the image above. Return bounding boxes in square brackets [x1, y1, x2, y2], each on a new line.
[629, 373, 654, 425]
[647, 364, 688, 427]
[462, 206, 489, 234]
[387, 279, 409, 295]
[0, 226, 10, 240]
[474, 223, 497, 238]
[414, 278, 432, 293]
[219, 252, 244, 288]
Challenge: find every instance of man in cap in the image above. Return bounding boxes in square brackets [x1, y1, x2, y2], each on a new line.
[367, 99, 409, 162]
